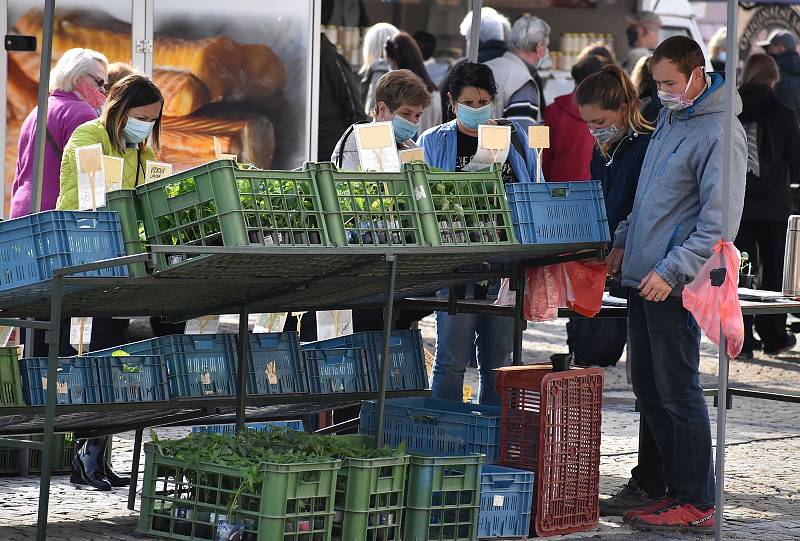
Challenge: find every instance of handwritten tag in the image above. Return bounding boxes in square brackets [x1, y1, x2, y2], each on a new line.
[479, 125, 510, 151]
[75, 144, 105, 210]
[41, 376, 69, 395]
[145, 160, 173, 183]
[493, 495, 505, 507]
[529, 125, 550, 149]
[201, 371, 212, 386]
[102, 156, 124, 190]
[266, 361, 278, 385]
[219, 153, 238, 162]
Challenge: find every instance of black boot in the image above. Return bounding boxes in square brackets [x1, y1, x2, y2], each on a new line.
[98, 437, 130, 487]
[71, 438, 111, 491]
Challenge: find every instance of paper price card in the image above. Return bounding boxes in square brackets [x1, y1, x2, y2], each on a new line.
[103, 156, 124, 191]
[399, 147, 425, 164]
[355, 122, 400, 172]
[253, 313, 288, 334]
[528, 125, 551, 149]
[479, 125, 510, 153]
[76, 144, 105, 210]
[145, 160, 173, 183]
[70, 317, 93, 355]
[185, 315, 221, 335]
[316, 310, 353, 340]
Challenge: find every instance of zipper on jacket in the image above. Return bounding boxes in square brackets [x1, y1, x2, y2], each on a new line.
[664, 223, 680, 258]
[655, 137, 688, 177]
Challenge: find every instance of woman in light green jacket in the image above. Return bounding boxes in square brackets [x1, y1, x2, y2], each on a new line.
[57, 73, 162, 210]
[56, 74, 162, 492]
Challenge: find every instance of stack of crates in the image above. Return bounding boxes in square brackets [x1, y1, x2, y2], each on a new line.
[496, 365, 604, 537]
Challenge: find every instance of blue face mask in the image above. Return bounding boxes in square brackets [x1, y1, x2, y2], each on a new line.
[123, 116, 155, 144]
[456, 103, 493, 130]
[391, 113, 419, 142]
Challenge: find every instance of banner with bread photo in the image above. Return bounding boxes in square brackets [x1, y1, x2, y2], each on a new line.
[4, 1, 312, 216]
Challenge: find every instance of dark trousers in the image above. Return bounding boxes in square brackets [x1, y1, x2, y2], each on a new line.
[628, 292, 715, 507]
[632, 414, 666, 498]
[735, 220, 790, 351]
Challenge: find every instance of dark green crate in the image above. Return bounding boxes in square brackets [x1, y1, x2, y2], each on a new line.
[331, 435, 408, 541]
[0, 433, 111, 475]
[310, 162, 426, 247]
[136, 160, 330, 271]
[404, 454, 484, 541]
[0, 346, 23, 406]
[138, 442, 340, 541]
[406, 163, 517, 247]
[104, 189, 147, 277]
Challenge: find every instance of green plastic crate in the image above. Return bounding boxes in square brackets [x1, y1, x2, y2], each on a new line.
[136, 160, 330, 270]
[0, 346, 23, 406]
[0, 433, 110, 475]
[404, 455, 484, 541]
[310, 162, 426, 247]
[331, 435, 408, 541]
[138, 442, 341, 541]
[406, 163, 517, 247]
[104, 189, 147, 277]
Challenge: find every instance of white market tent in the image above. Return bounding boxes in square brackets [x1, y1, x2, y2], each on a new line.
[16, 0, 771, 540]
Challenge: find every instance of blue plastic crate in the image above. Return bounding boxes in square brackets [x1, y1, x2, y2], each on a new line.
[91, 335, 237, 398]
[302, 346, 370, 394]
[245, 332, 307, 396]
[191, 420, 304, 435]
[19, 357, 101, 405]
[0, 210, 127, 292]
[303, 330, 428, 392]
[94, 355, 169, 403]
[505, 182, 610, 245]
[478, 465, 535, 538]
[359, 397, 502, 462]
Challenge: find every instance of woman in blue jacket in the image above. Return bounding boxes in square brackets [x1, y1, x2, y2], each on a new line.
[418, 61, 538, 406]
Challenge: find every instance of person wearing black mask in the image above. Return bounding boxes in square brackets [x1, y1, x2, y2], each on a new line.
[759, 30, 800, 113]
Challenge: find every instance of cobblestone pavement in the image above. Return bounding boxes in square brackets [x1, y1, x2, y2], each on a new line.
[0, 318, 798, 540]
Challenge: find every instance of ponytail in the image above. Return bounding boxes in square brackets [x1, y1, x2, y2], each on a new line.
[575, 64, 653, 135]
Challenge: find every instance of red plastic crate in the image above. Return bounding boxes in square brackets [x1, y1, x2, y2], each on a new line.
[496, 365, 604, 537]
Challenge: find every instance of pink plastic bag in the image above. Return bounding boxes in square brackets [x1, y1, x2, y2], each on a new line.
[523, 264, 572, 322]
[682, 240, 744, 358]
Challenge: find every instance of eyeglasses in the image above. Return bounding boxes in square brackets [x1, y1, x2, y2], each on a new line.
[88, 75, 107, 91]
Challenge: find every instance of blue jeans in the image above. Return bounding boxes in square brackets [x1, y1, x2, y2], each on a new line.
[431, 311, 514, 406]
[628, 291, 715, 507]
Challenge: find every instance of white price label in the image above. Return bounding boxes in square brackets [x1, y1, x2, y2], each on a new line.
[493, 495, 504, 507]
[69, 317, 93, 347]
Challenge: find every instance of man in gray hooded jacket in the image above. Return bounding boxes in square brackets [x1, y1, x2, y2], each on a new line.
[606, 36, 746, 533]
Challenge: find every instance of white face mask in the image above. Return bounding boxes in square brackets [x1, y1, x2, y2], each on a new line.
[658, 68, 703, 111]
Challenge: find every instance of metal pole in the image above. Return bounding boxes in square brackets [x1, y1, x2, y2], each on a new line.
[512, 269, 527, 366]
[715, 2, 738, 539]
[235, 305, 250, 433]
[127, 427, 144, 511]
[36, 275, 62, 541]
[29, 0, 56, 215]
[375, 255, 398, 448]
[466, 0, 483, 63]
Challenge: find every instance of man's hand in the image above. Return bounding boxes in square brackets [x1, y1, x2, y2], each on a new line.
[606, 248, 624, 277]
[639, 270, 672, 302]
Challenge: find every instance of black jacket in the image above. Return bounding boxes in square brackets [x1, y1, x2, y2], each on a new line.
[589, 131, 651, 242]
[318, 34, 368, 161]
[738, 84, 800, 222]
[772, 51, 800, 114]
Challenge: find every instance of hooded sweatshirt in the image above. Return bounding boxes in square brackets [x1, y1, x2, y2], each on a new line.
[613, 73, 747, 292]
[542, 94, 595, 181]
[772, 51, 800, 114]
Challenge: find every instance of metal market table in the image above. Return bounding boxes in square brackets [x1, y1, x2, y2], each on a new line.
[0, 242, 604, 541]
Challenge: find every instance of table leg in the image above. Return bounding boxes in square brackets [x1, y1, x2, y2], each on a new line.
[512, 269, 527, 366]
[375, 255, 398, 448]
[127, 428, 144, 510]
[236, 305, 250, 433]
[36, 273, 62, 541]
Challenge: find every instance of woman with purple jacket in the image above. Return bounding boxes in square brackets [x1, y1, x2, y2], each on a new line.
[10, 48, 108, 217]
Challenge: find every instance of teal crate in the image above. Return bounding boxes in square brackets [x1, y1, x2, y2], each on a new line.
[478, 465, 534, 538]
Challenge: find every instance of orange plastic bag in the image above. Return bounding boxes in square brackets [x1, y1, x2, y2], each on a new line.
[682, 241, 744, 358]
[564, 260, 607, 317]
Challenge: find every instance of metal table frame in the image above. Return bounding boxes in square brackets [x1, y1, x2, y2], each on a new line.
[0, 243, 604, 541]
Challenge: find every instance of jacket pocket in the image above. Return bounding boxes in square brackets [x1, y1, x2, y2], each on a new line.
[655, 137, 688, 178]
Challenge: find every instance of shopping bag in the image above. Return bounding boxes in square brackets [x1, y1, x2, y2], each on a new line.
[564, 260, 607, 317]
[523, 264, 572, 322]
[682, 240, 744, 358]
[494, 278, 516, 306]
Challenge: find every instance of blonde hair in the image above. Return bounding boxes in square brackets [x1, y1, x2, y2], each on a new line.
[709, 27, 727, 56]
[101, 74, 163, 153]
[576, 64, 654, 150]
[360, 23, 399, 75]
[105, 62, 139, 92]
[49, 48, 108, 92]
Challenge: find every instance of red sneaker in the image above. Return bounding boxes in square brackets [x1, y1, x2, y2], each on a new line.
[631, 502, 715, 534]
[622, 497, 674, 525]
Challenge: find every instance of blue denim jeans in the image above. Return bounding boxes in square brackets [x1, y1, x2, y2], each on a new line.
[431, 311, 514, 406]
[628, 291, 715, 507]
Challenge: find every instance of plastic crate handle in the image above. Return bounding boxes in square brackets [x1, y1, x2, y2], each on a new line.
[548, 186, 570, 199]
[191, 336, 219, 351]
[320, 351, 349, 366]
[387, 336, 402, 347]
[255, 334, 281, 348]
[486, 475, 514, 489]
[406, 408, 440, 424]
[76, 217, 99, 229]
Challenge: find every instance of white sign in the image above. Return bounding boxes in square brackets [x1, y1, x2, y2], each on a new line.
[316, 310, 353, 341]
[70, 317, 93, 350]
[355, 122, 400, 172]
[462, 125, 510, 172]
[102, 155, 124, 191]
[75, 144, 106, 210]
[145, 160, 173, 183]
[253, 313, 288, 334]
[185, 315, 221, 335]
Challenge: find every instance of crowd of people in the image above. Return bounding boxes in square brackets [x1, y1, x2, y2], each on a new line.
[9, 5, 800, 535]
